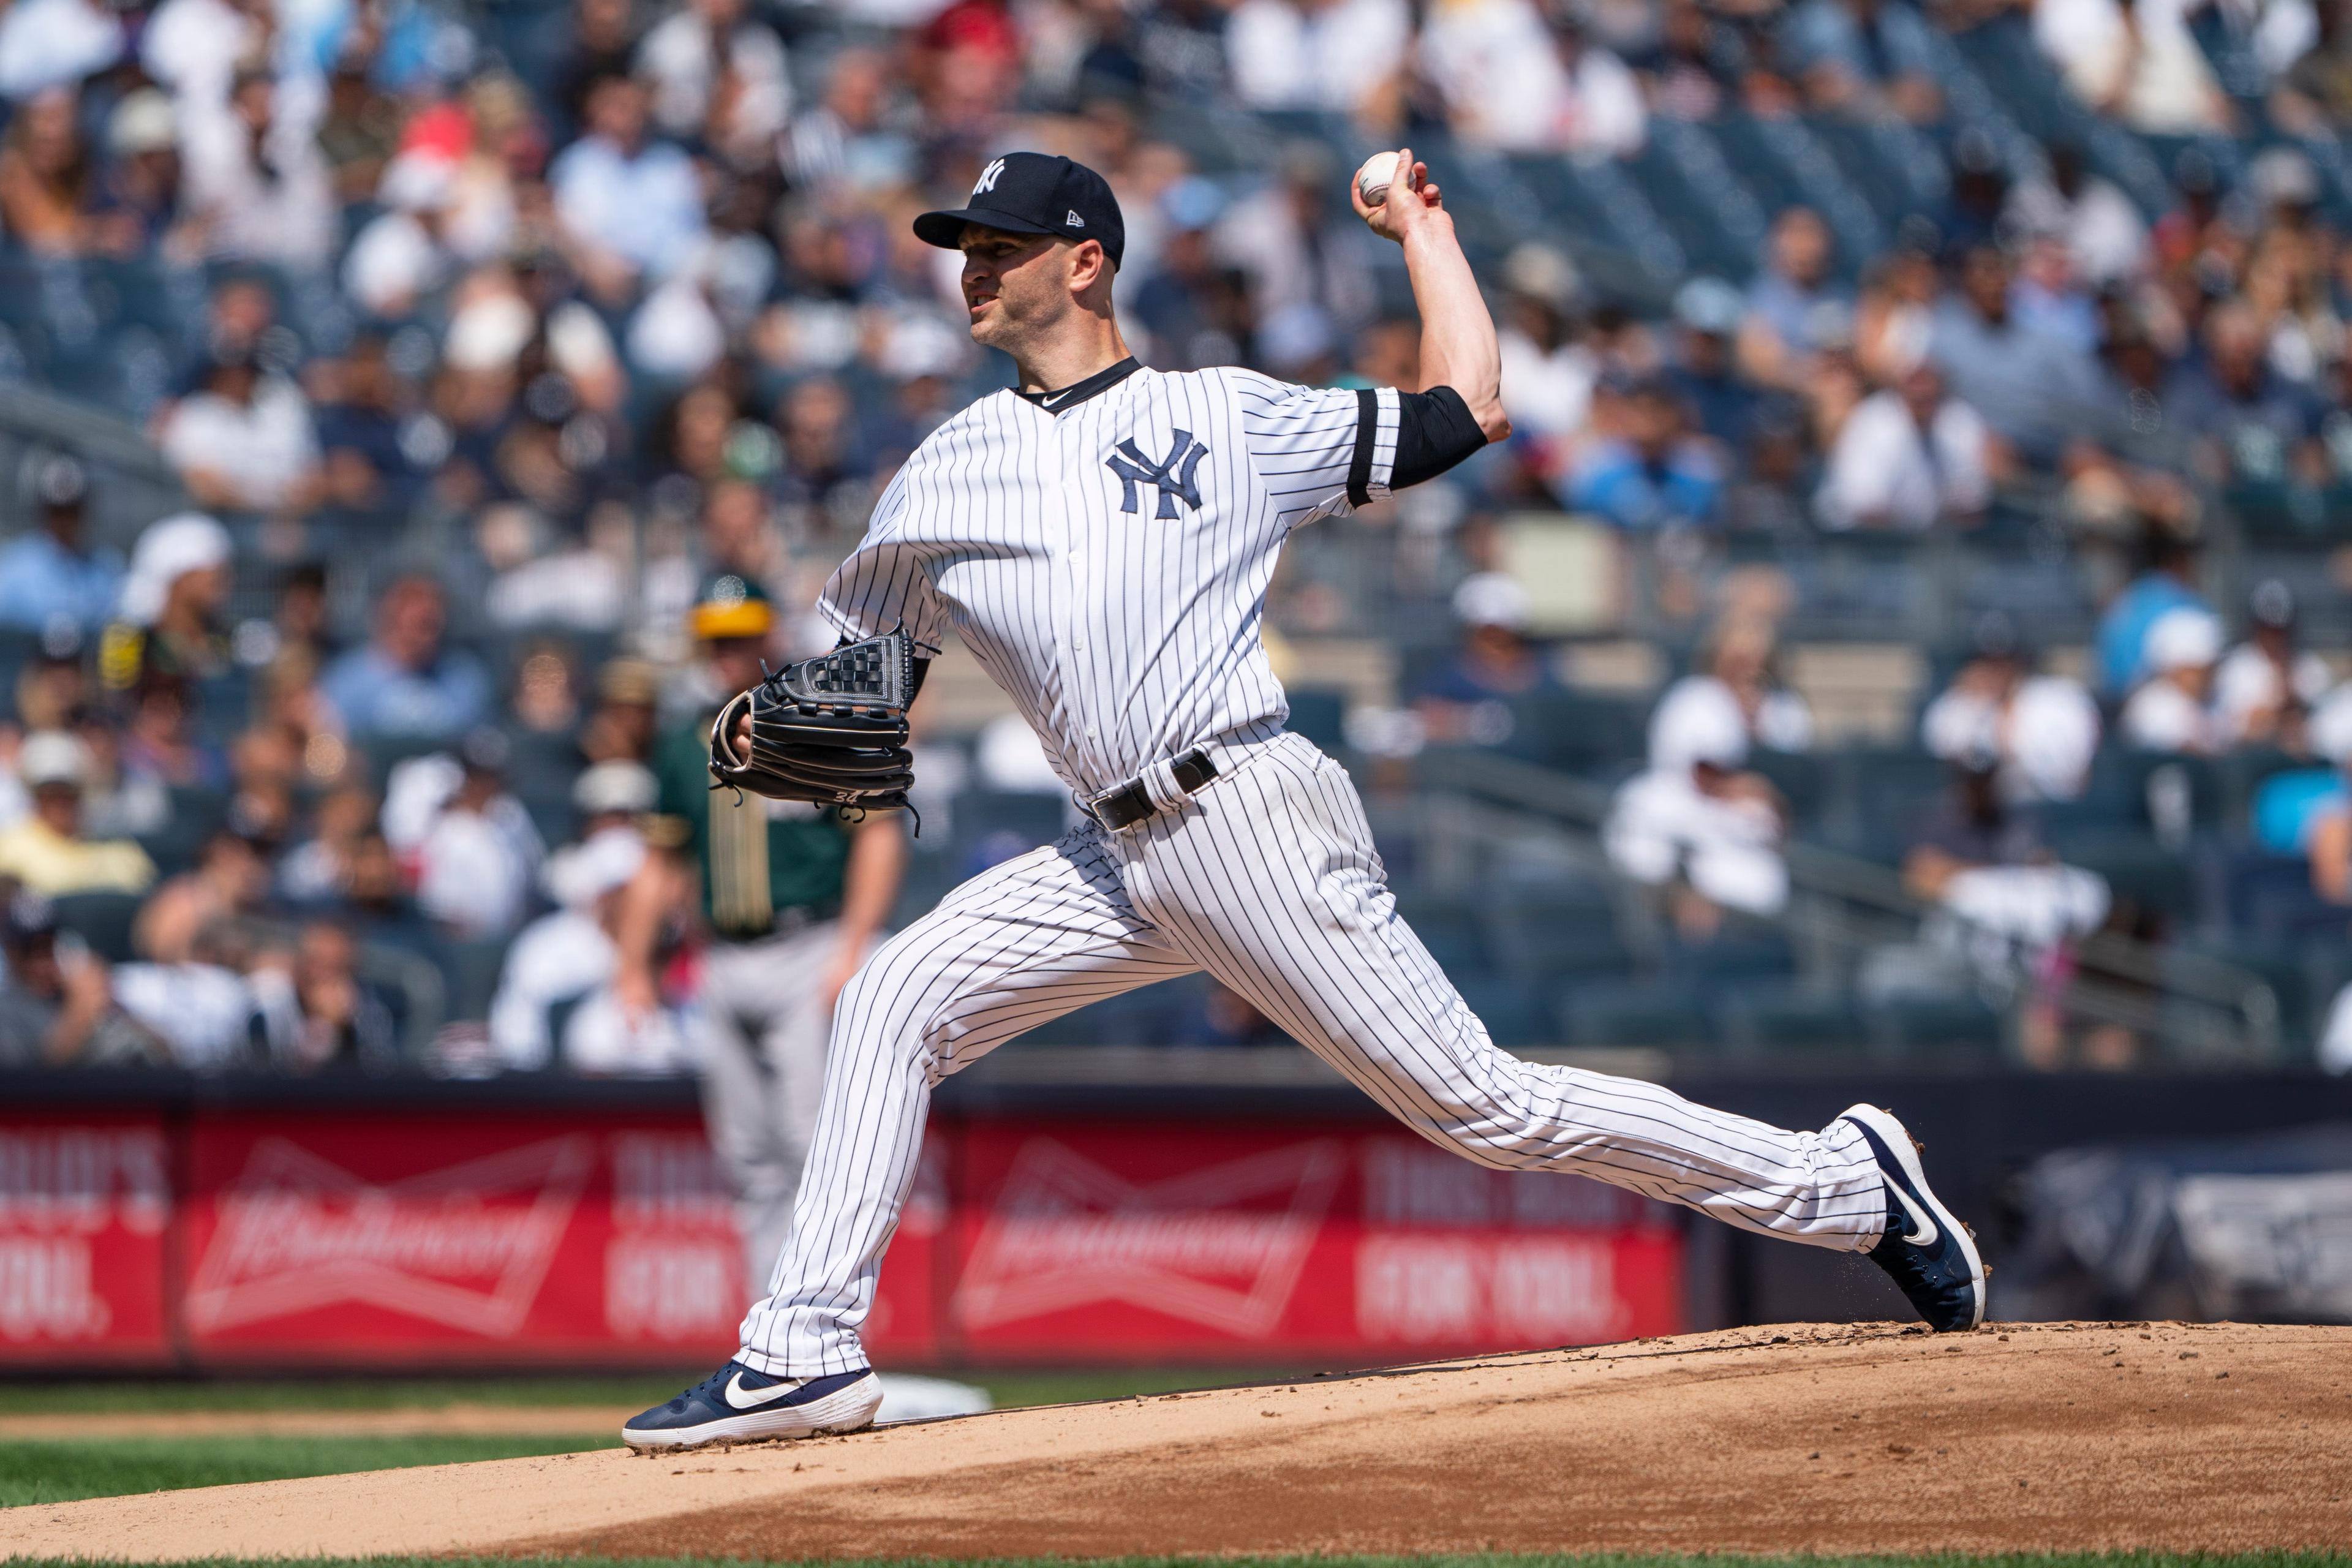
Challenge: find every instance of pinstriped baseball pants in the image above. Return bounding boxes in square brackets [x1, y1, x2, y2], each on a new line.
[737, 731, 1887, 1374]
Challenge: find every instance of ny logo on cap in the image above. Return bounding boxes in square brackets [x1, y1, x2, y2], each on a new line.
[973, 157, 1006, 196]
[1107, 431, 1207, 519]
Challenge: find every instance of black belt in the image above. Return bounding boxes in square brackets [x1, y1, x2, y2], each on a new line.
[1090, 747, 1219, 831]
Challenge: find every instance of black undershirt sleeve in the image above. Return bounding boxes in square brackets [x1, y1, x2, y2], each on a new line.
[1389, 385, 1488, 491]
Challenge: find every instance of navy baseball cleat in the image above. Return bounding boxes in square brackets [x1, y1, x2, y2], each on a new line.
[1841, 1103, 1987, 1332]
[622, 1361, 883, 1451]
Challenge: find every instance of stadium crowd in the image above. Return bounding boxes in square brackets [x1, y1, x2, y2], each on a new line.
[0, 0, 2350, 1072]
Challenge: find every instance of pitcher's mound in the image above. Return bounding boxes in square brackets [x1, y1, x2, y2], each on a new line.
[14, 1322, 2352, 1561]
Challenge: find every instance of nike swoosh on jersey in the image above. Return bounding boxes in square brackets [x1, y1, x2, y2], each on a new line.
[725, 1372, 809, 1409]
[1888, 1181, 1939, 1247]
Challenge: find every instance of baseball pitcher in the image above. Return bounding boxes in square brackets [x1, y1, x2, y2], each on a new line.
[625, 149, 1985, 1450]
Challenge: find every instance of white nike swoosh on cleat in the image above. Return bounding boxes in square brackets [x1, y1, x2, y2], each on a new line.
[724, 1373, 809, 1410]
[1888, 1180, 1939, 1248]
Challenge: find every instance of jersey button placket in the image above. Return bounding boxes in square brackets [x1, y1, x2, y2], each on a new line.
[1055, 412, 1099, 775]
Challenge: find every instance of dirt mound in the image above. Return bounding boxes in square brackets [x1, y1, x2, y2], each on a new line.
[10, 1322, 2350, 1560]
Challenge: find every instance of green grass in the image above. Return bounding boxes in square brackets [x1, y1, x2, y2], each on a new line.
[0, 1368, 1313, 1510]
[2, 1555, 2345, 1568]
[0, 1434, 609, 1507]
[0, 1366, 1298, 1417]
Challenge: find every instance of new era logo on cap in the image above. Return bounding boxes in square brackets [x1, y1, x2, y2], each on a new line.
[913, 152, 1126, 268]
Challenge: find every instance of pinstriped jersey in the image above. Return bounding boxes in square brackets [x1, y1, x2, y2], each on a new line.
[818, 364, 1401, 798]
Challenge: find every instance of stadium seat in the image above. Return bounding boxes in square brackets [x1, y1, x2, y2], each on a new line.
[1284, 687, 1347, 750]
[50, 889, 143, 964]
[1866, 992, 2007, 1058]
[1453, 973, 1555, 1048]
[1716, 986, 1873, 1057]
[1559, 982, 1713, 1050]
[432, 935, 514, 1024]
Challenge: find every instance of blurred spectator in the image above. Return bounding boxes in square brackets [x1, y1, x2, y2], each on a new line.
[279, 785, 377, 905]
[1129, 178, 1246, 371]
[315, 58, 403, 206]
[1421, 1, 1645, 156]
[0, 86, 96, 254]
[313, 336, 432, 513]
[2034, 0, 2232, 133]
[0, 732, 156, 895]
[1928, 245, 2102, 466]
[582, 657, 661, 763]
[1415, 573, 1561, 742]
[0, 454, 121, 635]
[319, 575, 492, 741]
[1605, 685, 1789, 922]
[1649, 616, 1812, 766]
[2119, 605, 2226, 753]
[157, 345, 320, 513]
[120, 670, 224, 790]
[106, 511, 232, 692]
[784, 45, 918, 193]
[2274, 0, 2352, 132]
[1496, 244, 1594, 444]
[2096, 524, 2210, 696]
[1664, 277, 1755, 454]
[1922, 615, 2102, 802]
[1213, 142, 1378, 336]
[549, 74, 707, 298]
[1226, 0, 1408, 118]
[134, 827, 268, 962]
[0, 0, 122, 101]
[488, 760, 662, 1070]
[255, 919, 399, 1071]
[2165, 300, 2324, 488]
[0, 895, 142, 1066]
[1778, 0, 1943, 122]
[1901, 750, 2110, 1058]
[92, 89, 194, 258]
[1740, 208, 1853, 391]
[181, 64, 337, 268]
[638, 0, 792, 159]
[2005, 143, 2149, 287]
[1564, 374, 1723, 529]
[110, 923, 263, 1069]
[1815, 361, 1996, 530]
[412, 729, 546, 938]
[2302, 698, 2352, 909]
[2214, 579, 2335, 748]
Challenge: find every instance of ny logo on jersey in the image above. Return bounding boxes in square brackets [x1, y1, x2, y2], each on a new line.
[1107, 431, 1207, 519]
[973, 157, 1006, 196]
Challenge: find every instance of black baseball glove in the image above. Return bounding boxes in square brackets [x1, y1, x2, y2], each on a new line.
[708, 631, 918, 811]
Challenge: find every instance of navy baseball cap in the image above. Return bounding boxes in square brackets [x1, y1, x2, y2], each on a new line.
[914, 152, 1125, 268]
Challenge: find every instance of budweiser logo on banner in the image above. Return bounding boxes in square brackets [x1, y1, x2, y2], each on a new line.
[954, 1137, 1343, 1336]
[186, 1137, 592, 1336]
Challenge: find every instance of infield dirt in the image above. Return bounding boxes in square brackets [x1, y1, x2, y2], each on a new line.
[7, 1321, 2350, 1560]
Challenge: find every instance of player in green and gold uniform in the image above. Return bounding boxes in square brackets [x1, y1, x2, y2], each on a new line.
[620, 575, 907, 1296]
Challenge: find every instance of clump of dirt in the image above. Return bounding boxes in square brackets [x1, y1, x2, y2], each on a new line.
[12, 1321, 2350, 1561]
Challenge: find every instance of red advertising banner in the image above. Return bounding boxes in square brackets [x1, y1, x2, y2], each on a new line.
[942, 1122, 1681, 1360]
[0, 1112, 172, 1363]
[179, 1110, 745, 1363]
[0, 1102, 1679, 1369]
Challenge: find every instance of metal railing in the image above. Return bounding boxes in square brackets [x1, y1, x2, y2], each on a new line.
[1410, 747, 2286, 1063]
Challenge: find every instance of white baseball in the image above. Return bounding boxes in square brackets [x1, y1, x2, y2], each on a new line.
[1356, 151, 1411, 208]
